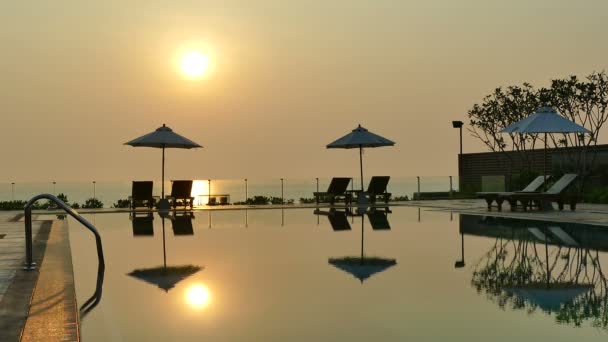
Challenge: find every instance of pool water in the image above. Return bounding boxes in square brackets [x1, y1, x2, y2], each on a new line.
[68, 207, 608, 341]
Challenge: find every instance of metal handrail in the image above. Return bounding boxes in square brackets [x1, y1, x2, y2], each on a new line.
[23, 194, 105, 271]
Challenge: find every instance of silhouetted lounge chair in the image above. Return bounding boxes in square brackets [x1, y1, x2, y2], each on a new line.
[129, 181, 155, 210]
[367, 208, 391, 230]
[131, 212, 154, 236]
[476, 175, 550, 211]
[166, 180, 195, 209]
[502, 174, 579, 211]
[314, 178, 352, 205]
[362, 176, 392, 204]
[171, 212, 194, 235]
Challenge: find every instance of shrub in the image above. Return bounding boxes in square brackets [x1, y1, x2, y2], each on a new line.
[82, 198, 103, 209]
[113, 199, 131, 208]
[0, 200, 28, 210]
[246, 196, 270, 205]
[299, 197, 316, 204]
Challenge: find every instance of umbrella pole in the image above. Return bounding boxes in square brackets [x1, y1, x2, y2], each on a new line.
[359, 145, 364, 192]
[360, 215, 364, 262]
[162, 218, 167, 269]
[162, 146, 166, 198]
[544, 133, 547, 190]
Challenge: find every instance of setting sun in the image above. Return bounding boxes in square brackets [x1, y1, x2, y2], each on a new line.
[180, 51, 210, 78]
[185, 283, 211, 309]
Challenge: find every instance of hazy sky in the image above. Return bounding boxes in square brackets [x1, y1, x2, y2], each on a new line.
[1, 0, 607, 182]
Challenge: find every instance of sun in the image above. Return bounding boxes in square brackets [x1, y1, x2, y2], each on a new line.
[185, 283, 211, 309]
[180, 51, 210, 78]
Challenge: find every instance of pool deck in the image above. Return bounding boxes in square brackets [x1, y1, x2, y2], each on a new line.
[0, 199, 607, 341]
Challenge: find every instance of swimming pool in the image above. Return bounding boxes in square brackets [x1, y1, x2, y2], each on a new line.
[68, 207, 608, 341]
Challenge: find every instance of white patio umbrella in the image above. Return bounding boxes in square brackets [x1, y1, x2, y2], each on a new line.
[499, 107, 590, 186]
[125, 124, 202, 201]
[327, 125, 395, 192]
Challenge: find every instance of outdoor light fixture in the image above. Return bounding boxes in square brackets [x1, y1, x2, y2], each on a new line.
[452, 120, 464, 128]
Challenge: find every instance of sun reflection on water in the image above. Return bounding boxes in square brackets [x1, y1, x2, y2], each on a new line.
[185, 283, 211, 309]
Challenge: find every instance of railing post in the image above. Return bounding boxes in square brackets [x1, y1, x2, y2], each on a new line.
[24, 206, 36, 270]
[449, 176, 453, 197]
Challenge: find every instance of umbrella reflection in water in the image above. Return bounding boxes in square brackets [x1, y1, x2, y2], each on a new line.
[317, 207, 397, 283]
[128, 212, 202, 292]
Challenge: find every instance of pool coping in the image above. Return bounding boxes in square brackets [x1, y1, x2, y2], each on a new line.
[0, 219, 53, 342]
[20, 219, 78, 341]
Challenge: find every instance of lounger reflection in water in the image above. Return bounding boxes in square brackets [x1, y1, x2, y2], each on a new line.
[131, 212, 154, 236]
[171, 212, 195, 235]
[314, 208, 351, 231]
[367, 207, 391, 230]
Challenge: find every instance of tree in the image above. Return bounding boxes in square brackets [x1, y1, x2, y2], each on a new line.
[467, 71, 608, 187]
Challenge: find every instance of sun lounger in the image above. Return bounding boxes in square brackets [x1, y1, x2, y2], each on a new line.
[166, 180, 195, 209]
[349, 176, 392, 204]
[313, 177, 352, 205]
[476, 175, 550, 211]
[129, 181, 156, 210]
[502, 174, 579, 211]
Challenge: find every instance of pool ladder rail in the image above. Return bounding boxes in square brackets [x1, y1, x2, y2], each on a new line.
[23, 193, 105, 271]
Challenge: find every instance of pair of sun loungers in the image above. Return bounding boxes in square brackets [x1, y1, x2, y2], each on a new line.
[129, 180, 195, 210]
[476, 173, 579, 211]
[313, 176, 392, 205]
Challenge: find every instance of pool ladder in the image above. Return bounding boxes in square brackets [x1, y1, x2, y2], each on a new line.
[23, 194, 105, 271]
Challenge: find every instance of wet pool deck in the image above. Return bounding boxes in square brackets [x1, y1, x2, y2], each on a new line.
[0, 199, 607, 340]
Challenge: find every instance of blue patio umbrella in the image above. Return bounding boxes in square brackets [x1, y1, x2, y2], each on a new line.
[327, 125, 395, 192]
[499, 107, 590, 186]
[125, 124, 202, 205]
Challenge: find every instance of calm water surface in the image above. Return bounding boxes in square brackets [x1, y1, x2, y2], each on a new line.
[68, 207, 608, 341]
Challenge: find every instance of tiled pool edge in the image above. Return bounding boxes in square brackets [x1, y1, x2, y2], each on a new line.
[21, 219, 79, 341]
[0, 219, 52, 342]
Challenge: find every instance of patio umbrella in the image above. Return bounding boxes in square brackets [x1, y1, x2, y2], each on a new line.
[327, 209, 396, 283]
[128, 214, 202, 292]
[125, 124, 202, 202]
[327, 125, 395, 192]
[499, 107, 590, 186]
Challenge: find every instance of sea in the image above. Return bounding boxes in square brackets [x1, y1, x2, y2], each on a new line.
[0, 176, 458, 207]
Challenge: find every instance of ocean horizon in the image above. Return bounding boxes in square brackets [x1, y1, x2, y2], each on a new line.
[0, 176, 458, 206]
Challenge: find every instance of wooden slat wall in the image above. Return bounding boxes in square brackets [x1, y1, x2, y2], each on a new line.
[459, 144, 608, 191]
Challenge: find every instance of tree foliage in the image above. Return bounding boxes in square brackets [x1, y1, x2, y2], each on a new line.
[468, 71, 608, 179]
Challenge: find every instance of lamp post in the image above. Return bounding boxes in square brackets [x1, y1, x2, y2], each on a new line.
[52, 181, 56, 195]
[316, 178, 319, 193]
[280, 178, 284, 205]
[93, 181, 96, 200]
[11, 182, 14, 201]
[452, 120, 464, 191]
[208, 179, 211, 205]
[244, 178, 248, 203]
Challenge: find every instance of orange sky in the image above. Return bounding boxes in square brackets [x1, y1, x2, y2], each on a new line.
[1, 0, 607, 181]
